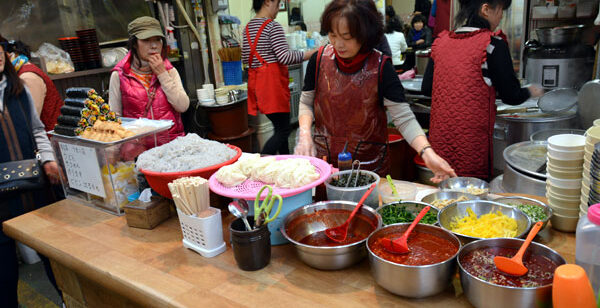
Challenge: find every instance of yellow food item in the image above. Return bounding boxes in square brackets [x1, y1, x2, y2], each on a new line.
[80, 120, 135, 142]
[450, 208, 517, 238]
[431, 196, 470, 209]
[464, 185, 488, 195]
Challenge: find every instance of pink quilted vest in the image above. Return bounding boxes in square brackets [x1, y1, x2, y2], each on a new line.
[112, 52, 185, 147]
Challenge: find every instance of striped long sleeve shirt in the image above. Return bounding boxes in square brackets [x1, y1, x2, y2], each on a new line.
[242, 18, 304, 68]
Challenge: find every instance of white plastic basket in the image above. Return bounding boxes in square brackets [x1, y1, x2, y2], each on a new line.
[176, 208, 226, 258]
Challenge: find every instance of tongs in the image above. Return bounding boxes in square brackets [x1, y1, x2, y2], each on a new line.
[344, 160, 361, 188]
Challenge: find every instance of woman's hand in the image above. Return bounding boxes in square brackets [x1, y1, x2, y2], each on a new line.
[43, 161, 61, 185]
[148, 54, 167, 76]
[527, 84, 544, 98]
[421, 148, 457, 183]
[294, 127, 316, 156]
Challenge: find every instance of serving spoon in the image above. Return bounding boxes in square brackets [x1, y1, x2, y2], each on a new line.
[324, 183, 376, 243]
[494, 221, 544, 276]
[228, 199, 252, 231]
[381, 205, 431, 254]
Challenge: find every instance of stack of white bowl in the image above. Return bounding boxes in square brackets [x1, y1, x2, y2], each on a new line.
[582, 125, 600, 216]
[546, 134, 586, 232]
[197, 84, 215, 106]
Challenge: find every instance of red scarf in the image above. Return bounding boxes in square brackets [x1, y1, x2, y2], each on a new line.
[334, 49, 370, 74]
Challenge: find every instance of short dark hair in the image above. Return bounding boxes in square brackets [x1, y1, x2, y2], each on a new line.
[321, 0, 384, 53]
[386, 17, 404, 34]
[411, 14, 428, 27]
[127, 36, 167, 64]
[386, 5, 397, 18]
[455, 0, 512, 28]
[0, 39, 24, 96]
[253, 0, 280, 13]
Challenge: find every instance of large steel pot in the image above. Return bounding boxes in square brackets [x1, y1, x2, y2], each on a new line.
[502, 141, 548, 197]
[535, 25, 585, 46]
[493, 109, 578, 172]
[459, 238, 566, 308]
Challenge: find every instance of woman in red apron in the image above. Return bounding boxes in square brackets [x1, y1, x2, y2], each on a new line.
[294, 0, 455, 183]
[243, 0, 316, 155]
[422, 0, 543, 180]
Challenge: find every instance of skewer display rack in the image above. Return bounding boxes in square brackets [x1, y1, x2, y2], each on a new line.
[49, 118, 172, 215]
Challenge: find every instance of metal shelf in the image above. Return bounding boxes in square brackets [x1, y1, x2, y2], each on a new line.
[49, 67, 113, 81]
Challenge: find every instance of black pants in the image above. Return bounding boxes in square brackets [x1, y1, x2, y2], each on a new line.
[262, 113, 291, 155]
[0, 239, 61, 307]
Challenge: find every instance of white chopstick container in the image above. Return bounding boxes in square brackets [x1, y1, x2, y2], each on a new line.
[177, 208, 226, 258]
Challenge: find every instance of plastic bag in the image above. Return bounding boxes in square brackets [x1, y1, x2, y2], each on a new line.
[32, 43, 74, 74]
[101, 47, 128, 67]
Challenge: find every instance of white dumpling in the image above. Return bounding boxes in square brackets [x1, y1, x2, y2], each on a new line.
[250, 157, 276, 180]
[256, 160, 284, 184]
[215, 164, 247, 187]
[237, 153, 261, 176]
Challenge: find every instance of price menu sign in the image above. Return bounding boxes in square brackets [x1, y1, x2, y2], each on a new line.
[59, 142, 106, 198]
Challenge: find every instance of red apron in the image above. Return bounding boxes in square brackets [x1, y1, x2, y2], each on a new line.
[246, 19, 291, 116]
[430, 29, 500, 180]
[313, 45, 391, 176]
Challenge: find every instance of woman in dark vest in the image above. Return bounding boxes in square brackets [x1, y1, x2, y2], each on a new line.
[422, 0, 543, 180]
[294, 0, 455, 182]
[0, 41, 62, 307]
[1, 38, 63, 131]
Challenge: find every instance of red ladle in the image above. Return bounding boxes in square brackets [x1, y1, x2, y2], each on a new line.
[324, 183, 377, 243]
[381, 205, 431, 254]
[494, 221, 544, 276]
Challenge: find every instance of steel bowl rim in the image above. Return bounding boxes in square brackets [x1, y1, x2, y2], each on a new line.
[438, 177, 490, 195]
[366, 223, 462, 269]
[457, 237, 566, 290]
[280, 200, 382, 250]
[420, 190, 482, 208]
[377, 201, 440, 225]
[437, 200, 532, 241]
[492, 195, 553, 225]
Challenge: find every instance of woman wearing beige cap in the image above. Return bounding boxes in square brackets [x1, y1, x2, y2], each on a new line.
[109, 16, 189, 156]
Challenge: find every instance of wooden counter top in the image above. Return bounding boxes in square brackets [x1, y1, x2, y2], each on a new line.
[3, 195, 575, 308]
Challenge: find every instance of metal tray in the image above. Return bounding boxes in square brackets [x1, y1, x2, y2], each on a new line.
[48, 118, 173, 146]
[503, 141, 548, 180]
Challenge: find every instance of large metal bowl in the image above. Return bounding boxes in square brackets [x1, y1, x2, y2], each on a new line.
[438, 200, 531, 243]
[367, 223, 461, 298]
[377, 201, 440, 225]
[280, 201, 382, 270]
[438, 177, 490, 198]
[493, 196, 553, 230]
[421, 190, 483, 209]
[535, 24, 585, 46]
[458, 238, 566, 308]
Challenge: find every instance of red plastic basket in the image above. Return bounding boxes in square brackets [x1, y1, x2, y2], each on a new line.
[139, 145, 242, 199]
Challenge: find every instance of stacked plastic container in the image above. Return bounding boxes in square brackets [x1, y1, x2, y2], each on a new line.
[546, 134, 586, 231]
[582, 125, 600, 216]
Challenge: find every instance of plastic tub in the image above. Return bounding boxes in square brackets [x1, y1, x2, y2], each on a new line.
[379, 179, 417, 203]
[325, 170, 381, 208]
[585, 126, 600, 143]
[140, 145, 242, 199]
[530, 129, 585, 142]
[547, 192, 581, 208]
[548, 134, 586, 151]
[547, 144, 584, 160]
[547, 184, 581, 196]
[548, 202, 580, 216]
[547, 153, 584, 168]
[547, 174, 583, 189]
[551, 213, 579, 232]
[547, 166, 583, 180]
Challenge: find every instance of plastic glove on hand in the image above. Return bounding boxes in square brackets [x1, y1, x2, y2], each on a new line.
[293, 127, 316, 157]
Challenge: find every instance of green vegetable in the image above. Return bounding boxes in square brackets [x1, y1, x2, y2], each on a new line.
[379, 205, 437, 225]
[329, 172, 375, 187]
[516, 204, 548, 222]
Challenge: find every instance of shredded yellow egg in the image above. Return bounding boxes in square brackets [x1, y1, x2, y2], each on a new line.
[449, 208, 518, 238]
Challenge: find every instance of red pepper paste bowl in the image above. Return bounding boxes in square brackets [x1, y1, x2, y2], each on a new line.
[280, 200, 382, 270]
[139, 145, 242, 198]
[366, 223, 461, 298]
[458, 238, 566, 308]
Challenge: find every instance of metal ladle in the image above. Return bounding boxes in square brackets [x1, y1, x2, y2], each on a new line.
[228, 199, 252, 231]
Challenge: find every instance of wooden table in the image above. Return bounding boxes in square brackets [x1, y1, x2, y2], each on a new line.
[3, 194, 575, 308]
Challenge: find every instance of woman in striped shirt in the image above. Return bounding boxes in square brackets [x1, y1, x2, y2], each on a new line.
[243, 0, 315, 155]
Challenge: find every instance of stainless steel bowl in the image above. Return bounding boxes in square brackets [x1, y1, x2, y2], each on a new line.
[280, 201, 382, 270]
[438, 177, 490, 198]
[493, 196, 553, 230]
[367, 223, 461, 298]
[536, 24, 585, 46]
[377, 201, 440, 225]
[421, 190, 483, 209]
[437, 200, 531, 243]
[458, 238, 566, 308]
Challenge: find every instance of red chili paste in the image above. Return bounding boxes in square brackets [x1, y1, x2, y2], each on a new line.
[291, 209, 377, 247]
[461, 247, 559, 287]
[370, 231, 458, 265]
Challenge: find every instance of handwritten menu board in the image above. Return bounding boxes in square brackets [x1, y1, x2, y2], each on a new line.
[59, 142, 106, 198]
